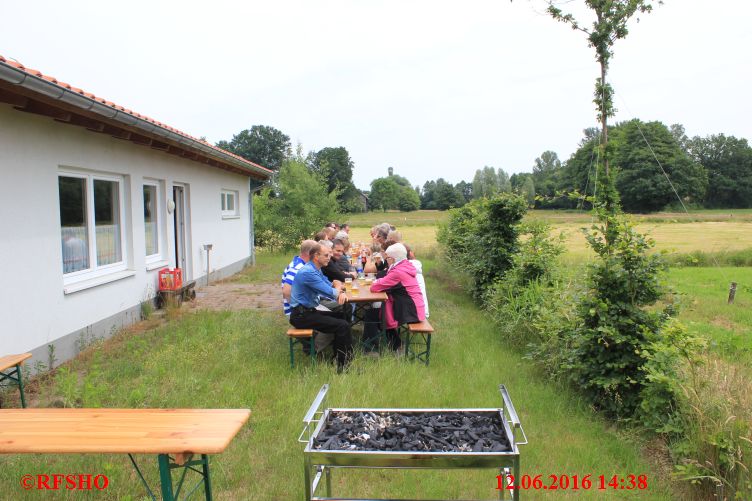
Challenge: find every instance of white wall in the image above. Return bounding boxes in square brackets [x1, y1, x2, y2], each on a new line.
[0, 104, 252, 357]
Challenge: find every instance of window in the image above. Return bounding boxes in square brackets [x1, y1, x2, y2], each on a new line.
[59, 171, 127, 280]
[221, 190, 239, 217]
[143, 183, 160, 258]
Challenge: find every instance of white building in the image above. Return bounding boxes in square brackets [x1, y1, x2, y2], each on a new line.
[0, 55, 272, 368]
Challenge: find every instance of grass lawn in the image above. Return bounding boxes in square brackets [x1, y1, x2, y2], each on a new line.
[0, 253, 681, 500]
[667, 267, 752, 365]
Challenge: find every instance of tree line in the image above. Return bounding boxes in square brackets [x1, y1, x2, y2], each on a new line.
[420, 120, 752, 213]
[216, 121, 752, 215]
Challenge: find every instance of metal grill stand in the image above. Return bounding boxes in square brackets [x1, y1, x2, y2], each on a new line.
[300, 384, 527, 501]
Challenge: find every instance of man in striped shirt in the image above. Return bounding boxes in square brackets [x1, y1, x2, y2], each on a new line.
[282, 240, 317, 316]
[282, 240, 334, 355]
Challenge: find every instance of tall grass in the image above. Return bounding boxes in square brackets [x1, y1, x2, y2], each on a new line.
[674, 355, 752, 498]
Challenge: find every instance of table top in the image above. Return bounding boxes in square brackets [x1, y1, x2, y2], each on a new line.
[0, 353, 32, 372]
[0, 408, 250, 455]
[345, 281, 387, 303]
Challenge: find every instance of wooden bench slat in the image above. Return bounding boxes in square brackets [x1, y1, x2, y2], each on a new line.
[0, 353, 32, 372]
[287, 329, 314, 338]
[408, 320, 434, 333]
[0, 408, 250, 455]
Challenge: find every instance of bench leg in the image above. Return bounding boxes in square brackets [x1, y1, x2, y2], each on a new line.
[0, 365, 27, 408]
[310, 337, 316, 366]
[403, 326, 411, 359]
[17, 364, 26, 408]
[201, 454, 212, 501]
[289, 338, 295, 368]
[424, 333, 432, 366]
[158, 454, 175, 501]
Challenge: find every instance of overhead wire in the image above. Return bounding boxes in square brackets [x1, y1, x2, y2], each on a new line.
[612, 86, 732, 284]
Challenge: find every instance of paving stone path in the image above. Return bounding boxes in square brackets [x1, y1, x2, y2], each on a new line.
[189, 281, 281, 312]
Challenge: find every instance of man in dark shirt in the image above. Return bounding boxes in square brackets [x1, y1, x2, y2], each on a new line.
[323, 239, 357, 282]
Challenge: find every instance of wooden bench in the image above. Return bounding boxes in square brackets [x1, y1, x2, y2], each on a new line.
[0, 353, 32, 408]
[401, 320, 435, 366]
[287, 329, 315, 368]
[0, 408, 250, 500]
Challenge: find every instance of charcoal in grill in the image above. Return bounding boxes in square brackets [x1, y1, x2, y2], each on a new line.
[313, 411, 511, 453]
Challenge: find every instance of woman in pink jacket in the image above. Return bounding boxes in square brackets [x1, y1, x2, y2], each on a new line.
[369, 243, 426, 351]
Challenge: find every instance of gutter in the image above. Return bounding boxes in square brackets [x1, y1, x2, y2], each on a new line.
[0, 59, 272, 179]
[248, 178, 268, 266]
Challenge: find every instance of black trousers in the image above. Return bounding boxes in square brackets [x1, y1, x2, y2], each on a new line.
[290, 307, 353, 369]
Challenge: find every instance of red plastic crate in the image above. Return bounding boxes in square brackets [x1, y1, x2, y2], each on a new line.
[158, 268, 183, 291]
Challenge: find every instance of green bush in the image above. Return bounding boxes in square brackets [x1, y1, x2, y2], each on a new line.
[485, 221, 570, 349]
[437, 193, 527, 298]
[254, 158, 339, 250]
[564, 215, 689, 421]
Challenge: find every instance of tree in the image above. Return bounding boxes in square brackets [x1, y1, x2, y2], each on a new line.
[613, 120, 707, 212]
[309, 146, 363, 210]
[497, 168, 512, 192]
[688, 134, 752, 208]
[670, 123, 690, 154]
[520, 176, 536, 206]
[398, 187, 421, 211]
[433, 178, 461, 210]
[421, 180, 437, 209]
[532, 151, 562, 204]
[370, 173, 420, 212]
[472, 166, 501, 199]
[216, 125, 291, 171]
[561, 132, 601, 208]
[369, 177, 401, 211]
[254, 156, 338, 250]
[310, 147, 354, 193]
[546, 0, 659, 224]
[541, 1, 692, 428]
[455, 180, 473, 205]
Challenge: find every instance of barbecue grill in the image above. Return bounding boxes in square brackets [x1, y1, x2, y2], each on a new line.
[299, 384, 527, 500]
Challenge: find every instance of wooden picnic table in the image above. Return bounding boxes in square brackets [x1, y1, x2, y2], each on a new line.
[344, 280, 388, 304]
[0, 353, 31, 408]
[0, 408, 250, 500]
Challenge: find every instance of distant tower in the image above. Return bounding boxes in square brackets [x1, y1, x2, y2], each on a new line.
[388, 166, 394, 176]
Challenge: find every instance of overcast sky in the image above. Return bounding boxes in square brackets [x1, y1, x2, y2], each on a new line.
[2, 0, 750, 190]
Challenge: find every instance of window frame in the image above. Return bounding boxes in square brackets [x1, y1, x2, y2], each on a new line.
[221, 189, 239, 218]
[142, 180, 165, 264]
[59, 169, 128, 285]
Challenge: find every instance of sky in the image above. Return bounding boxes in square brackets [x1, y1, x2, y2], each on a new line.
[2, 0, 750, 191]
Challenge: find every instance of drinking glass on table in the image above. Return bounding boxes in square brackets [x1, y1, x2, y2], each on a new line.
[345, 277, 353, 292]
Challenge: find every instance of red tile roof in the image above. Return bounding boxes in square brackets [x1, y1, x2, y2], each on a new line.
[0, 54, 272, 176]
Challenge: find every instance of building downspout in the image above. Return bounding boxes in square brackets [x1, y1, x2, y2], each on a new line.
[248, 178, 267, 266]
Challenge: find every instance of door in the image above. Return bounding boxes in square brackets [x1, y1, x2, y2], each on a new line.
[173, 185, 187, 276]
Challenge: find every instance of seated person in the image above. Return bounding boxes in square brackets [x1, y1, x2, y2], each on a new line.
[281, 240, 333, 353]
[323, 239, 357, 282]
[405, 244, 429, 318]
[289, 243, 353, 371]
[369, 243, 426, 351]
